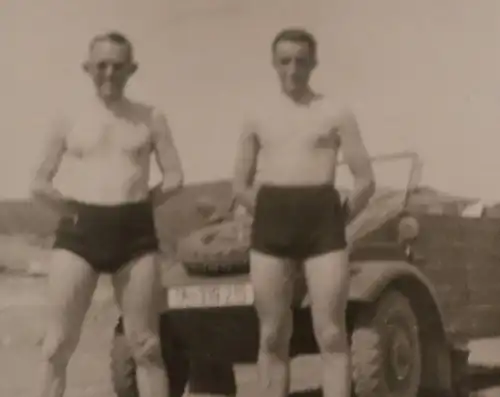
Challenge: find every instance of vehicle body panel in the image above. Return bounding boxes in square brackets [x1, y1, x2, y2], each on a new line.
[158, 150, 500, 355]
[110, 150, 500, 396]
[162, 258, 442, 309]
[412, 214, 500, 340]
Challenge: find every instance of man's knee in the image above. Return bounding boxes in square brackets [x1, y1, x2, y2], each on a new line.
[41, 329, 78, 366]
[127, 331, 163, 365]
[259, 314, 293, 353]
[314, 322, 348, 353]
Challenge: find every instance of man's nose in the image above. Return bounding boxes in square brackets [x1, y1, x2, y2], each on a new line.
[287, 62, 299, 76]
[103, 65, 116, 78]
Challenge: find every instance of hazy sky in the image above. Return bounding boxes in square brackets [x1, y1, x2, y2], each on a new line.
[2, 0, 500, 200]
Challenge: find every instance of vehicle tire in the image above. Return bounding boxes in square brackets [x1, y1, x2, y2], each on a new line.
[351, 290, 422, 397]
[177, 221, 251, 276]
[110, 319, 189, 397]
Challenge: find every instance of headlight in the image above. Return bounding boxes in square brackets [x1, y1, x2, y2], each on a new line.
[398, 215, 420, 243]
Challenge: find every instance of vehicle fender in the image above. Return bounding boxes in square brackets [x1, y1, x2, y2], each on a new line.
[298, 260, 443, 315]
[347, 260, 441, 304]
[345, 260, 457, 394]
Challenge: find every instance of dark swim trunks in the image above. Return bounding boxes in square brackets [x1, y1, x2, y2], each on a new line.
[251, 184, 348, 260]
[53, 200, 159, 274]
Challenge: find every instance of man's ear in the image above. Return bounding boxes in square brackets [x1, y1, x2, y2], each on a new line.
[311, 56, 318, 70]
[82, 61, 90, 74]
[129, 62, 138, 75]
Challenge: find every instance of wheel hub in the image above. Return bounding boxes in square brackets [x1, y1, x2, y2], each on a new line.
[389, 327, 413, 380]
[385, 322, 415, 389]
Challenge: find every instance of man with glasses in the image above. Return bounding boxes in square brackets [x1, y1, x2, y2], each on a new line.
[31, 31, 184, 397]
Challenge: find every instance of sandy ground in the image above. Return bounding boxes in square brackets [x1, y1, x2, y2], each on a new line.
[0, 275, 323, 397]
[1, 275, 500, 397]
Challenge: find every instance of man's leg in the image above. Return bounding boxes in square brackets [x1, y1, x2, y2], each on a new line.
[38, 249, 99, 397]
[112, 253, 169, 397]
[304, 250, 350, 397]
[250, 249, 295, 397]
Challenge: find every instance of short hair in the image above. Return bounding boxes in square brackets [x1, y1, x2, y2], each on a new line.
[88, 31, 134, 60]
[271, 28, 317, 59]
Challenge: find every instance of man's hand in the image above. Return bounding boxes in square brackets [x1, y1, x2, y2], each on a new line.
[197, 196, 237, 224]
[149, 174, 183, 208]
[30, 181, 77, 217]
[235, 186, 259, 215]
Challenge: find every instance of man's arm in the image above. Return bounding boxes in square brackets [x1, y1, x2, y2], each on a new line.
[30, 116, 75, 216]
[232, 120, 260, 214]
[337, 109, 376, 222]
[150, 109, 184, 207]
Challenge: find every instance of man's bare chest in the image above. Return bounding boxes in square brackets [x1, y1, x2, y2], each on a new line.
[257, 110, 339, 150]
[65, 115, 153, 158]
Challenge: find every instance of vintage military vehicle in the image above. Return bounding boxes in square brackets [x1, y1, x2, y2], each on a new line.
[110, 151, 500, 397]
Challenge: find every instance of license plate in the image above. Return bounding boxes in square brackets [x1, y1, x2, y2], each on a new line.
[167, 284, 254, 309]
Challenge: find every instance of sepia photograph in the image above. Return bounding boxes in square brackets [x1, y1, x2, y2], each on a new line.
[2, 1, 500, 396]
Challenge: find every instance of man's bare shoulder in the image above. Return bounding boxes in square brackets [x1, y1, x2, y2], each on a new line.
[126, 99, 171, 130]
[315, 95, 355, 122]
[44, 101, 81, 140]
[242, 92, 284, 135]
[50, 95, 98, 127]
[316, 96, 360, 140]
[123, 99, 155, 120]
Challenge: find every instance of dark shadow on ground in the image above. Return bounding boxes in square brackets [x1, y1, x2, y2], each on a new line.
[469, 365, 500, 392]
[287, 365, 500, 397]
[290, 389, 321, 397]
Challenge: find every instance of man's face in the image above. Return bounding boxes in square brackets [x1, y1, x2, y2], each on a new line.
[84, 40, 137, 101]
[272, 40, 316, 95]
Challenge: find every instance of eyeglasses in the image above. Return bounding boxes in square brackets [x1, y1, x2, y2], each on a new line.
[94, 61, 127, 73]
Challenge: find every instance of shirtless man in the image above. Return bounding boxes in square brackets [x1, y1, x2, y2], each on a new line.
[232, 28, 375, 397]
[30, 32, 184, 397]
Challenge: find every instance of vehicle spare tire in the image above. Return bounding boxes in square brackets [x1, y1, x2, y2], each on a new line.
[177, 219, 252, 276]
